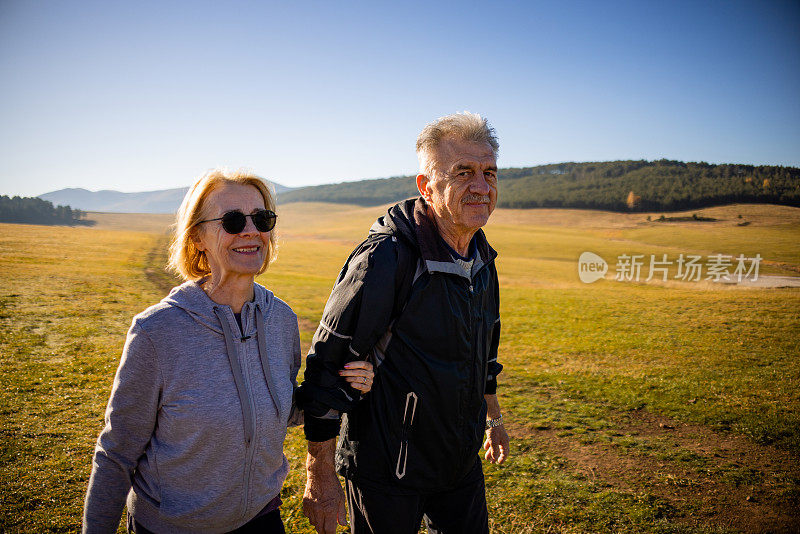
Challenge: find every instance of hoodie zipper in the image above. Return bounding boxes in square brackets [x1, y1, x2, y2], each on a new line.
[213, 306, 257, 522]
[239, 330, 258, 522]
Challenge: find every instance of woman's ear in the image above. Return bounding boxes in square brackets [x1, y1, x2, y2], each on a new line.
[190, 226, 205, 251]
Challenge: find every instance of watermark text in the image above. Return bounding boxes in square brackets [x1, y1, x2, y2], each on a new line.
[579, 252, 761, 283]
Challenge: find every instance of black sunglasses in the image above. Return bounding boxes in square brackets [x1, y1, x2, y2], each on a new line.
[199, 209, 277, 234]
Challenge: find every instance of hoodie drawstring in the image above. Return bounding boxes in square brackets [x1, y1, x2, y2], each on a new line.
[255, 305, 282, 417]
[214, 306, 255, 445]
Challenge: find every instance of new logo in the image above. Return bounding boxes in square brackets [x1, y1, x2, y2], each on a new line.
[578, 252, 608, 283]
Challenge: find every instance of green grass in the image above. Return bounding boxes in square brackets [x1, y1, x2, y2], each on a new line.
[1, 203, 799, 533]
[498, 285, 800, 448]
[0, 224, 166, 533]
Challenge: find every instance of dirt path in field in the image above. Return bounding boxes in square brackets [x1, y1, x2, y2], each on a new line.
[143, 235, 185, 295]
[506, 409, 800, 533]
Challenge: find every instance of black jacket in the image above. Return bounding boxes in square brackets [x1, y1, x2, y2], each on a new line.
[298, 197, 502, 491]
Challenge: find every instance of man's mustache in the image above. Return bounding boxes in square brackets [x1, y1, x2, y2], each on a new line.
[462, 194, 490, 204]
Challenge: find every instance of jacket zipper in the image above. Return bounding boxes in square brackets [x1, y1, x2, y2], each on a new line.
[462, 260, 493, 463]
[465, 278, 476, 459]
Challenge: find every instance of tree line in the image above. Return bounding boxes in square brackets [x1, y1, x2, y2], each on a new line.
[0, 196, 93, 225]
[279, 160, 800, 212]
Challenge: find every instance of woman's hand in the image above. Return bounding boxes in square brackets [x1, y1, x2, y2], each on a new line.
[338, 361, 374, 393]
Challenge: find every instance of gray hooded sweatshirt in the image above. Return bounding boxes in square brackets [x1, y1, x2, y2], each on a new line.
[83, 280, 302, 533]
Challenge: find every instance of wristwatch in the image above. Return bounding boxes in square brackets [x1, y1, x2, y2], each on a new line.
[485, 416, 503, 429]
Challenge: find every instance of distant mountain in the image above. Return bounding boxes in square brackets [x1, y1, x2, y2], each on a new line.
[280, 160, 800, 212]
[38, 181, 293, 214]
[35, 160, 800, 214]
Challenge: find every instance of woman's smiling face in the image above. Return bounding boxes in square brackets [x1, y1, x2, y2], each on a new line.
[193, 182, 270, 284]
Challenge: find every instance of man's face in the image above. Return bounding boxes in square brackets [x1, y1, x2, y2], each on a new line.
[418, 136, 498, 240]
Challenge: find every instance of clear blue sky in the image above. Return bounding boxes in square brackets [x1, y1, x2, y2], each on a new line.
[1, 0, 798, 197]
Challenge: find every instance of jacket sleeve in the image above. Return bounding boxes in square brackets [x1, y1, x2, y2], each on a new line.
[83, 319, 161, 534]
[485, 264, 503, 395]
[297, 236, 398, 441]
[287, 317, 304, 428]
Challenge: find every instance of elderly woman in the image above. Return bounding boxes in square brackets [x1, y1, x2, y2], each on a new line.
[83, 169, 373, 533]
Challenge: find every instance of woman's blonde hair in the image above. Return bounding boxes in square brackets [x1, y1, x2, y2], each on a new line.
[168, 168, 278, 281]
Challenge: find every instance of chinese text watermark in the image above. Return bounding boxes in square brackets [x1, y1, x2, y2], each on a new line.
[579, 252, 761, 283]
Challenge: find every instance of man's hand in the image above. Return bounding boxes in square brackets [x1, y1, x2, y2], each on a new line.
[483, 393, 510, 465]
[303, 439, 347, 534]
[483, 425, 510, 465]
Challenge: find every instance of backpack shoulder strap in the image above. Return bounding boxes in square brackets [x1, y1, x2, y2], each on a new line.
[390, 235, 417, 322]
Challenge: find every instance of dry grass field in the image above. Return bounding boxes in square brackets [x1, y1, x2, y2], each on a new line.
[1, 203, 798, 533]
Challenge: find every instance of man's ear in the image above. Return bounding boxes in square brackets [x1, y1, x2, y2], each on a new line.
[416, 173, 431, 201]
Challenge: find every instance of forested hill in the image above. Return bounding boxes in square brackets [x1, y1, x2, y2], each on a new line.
[279, 160, 800, 212]
[0, 195, 92, 225]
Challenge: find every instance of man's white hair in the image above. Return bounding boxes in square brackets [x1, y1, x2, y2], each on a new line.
[415, 112, 499, 177]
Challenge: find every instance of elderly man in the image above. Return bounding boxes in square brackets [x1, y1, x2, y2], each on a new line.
[297, 112, 510, 534]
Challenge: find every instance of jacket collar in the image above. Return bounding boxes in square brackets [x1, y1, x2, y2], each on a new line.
[410, 197, 497, 280]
